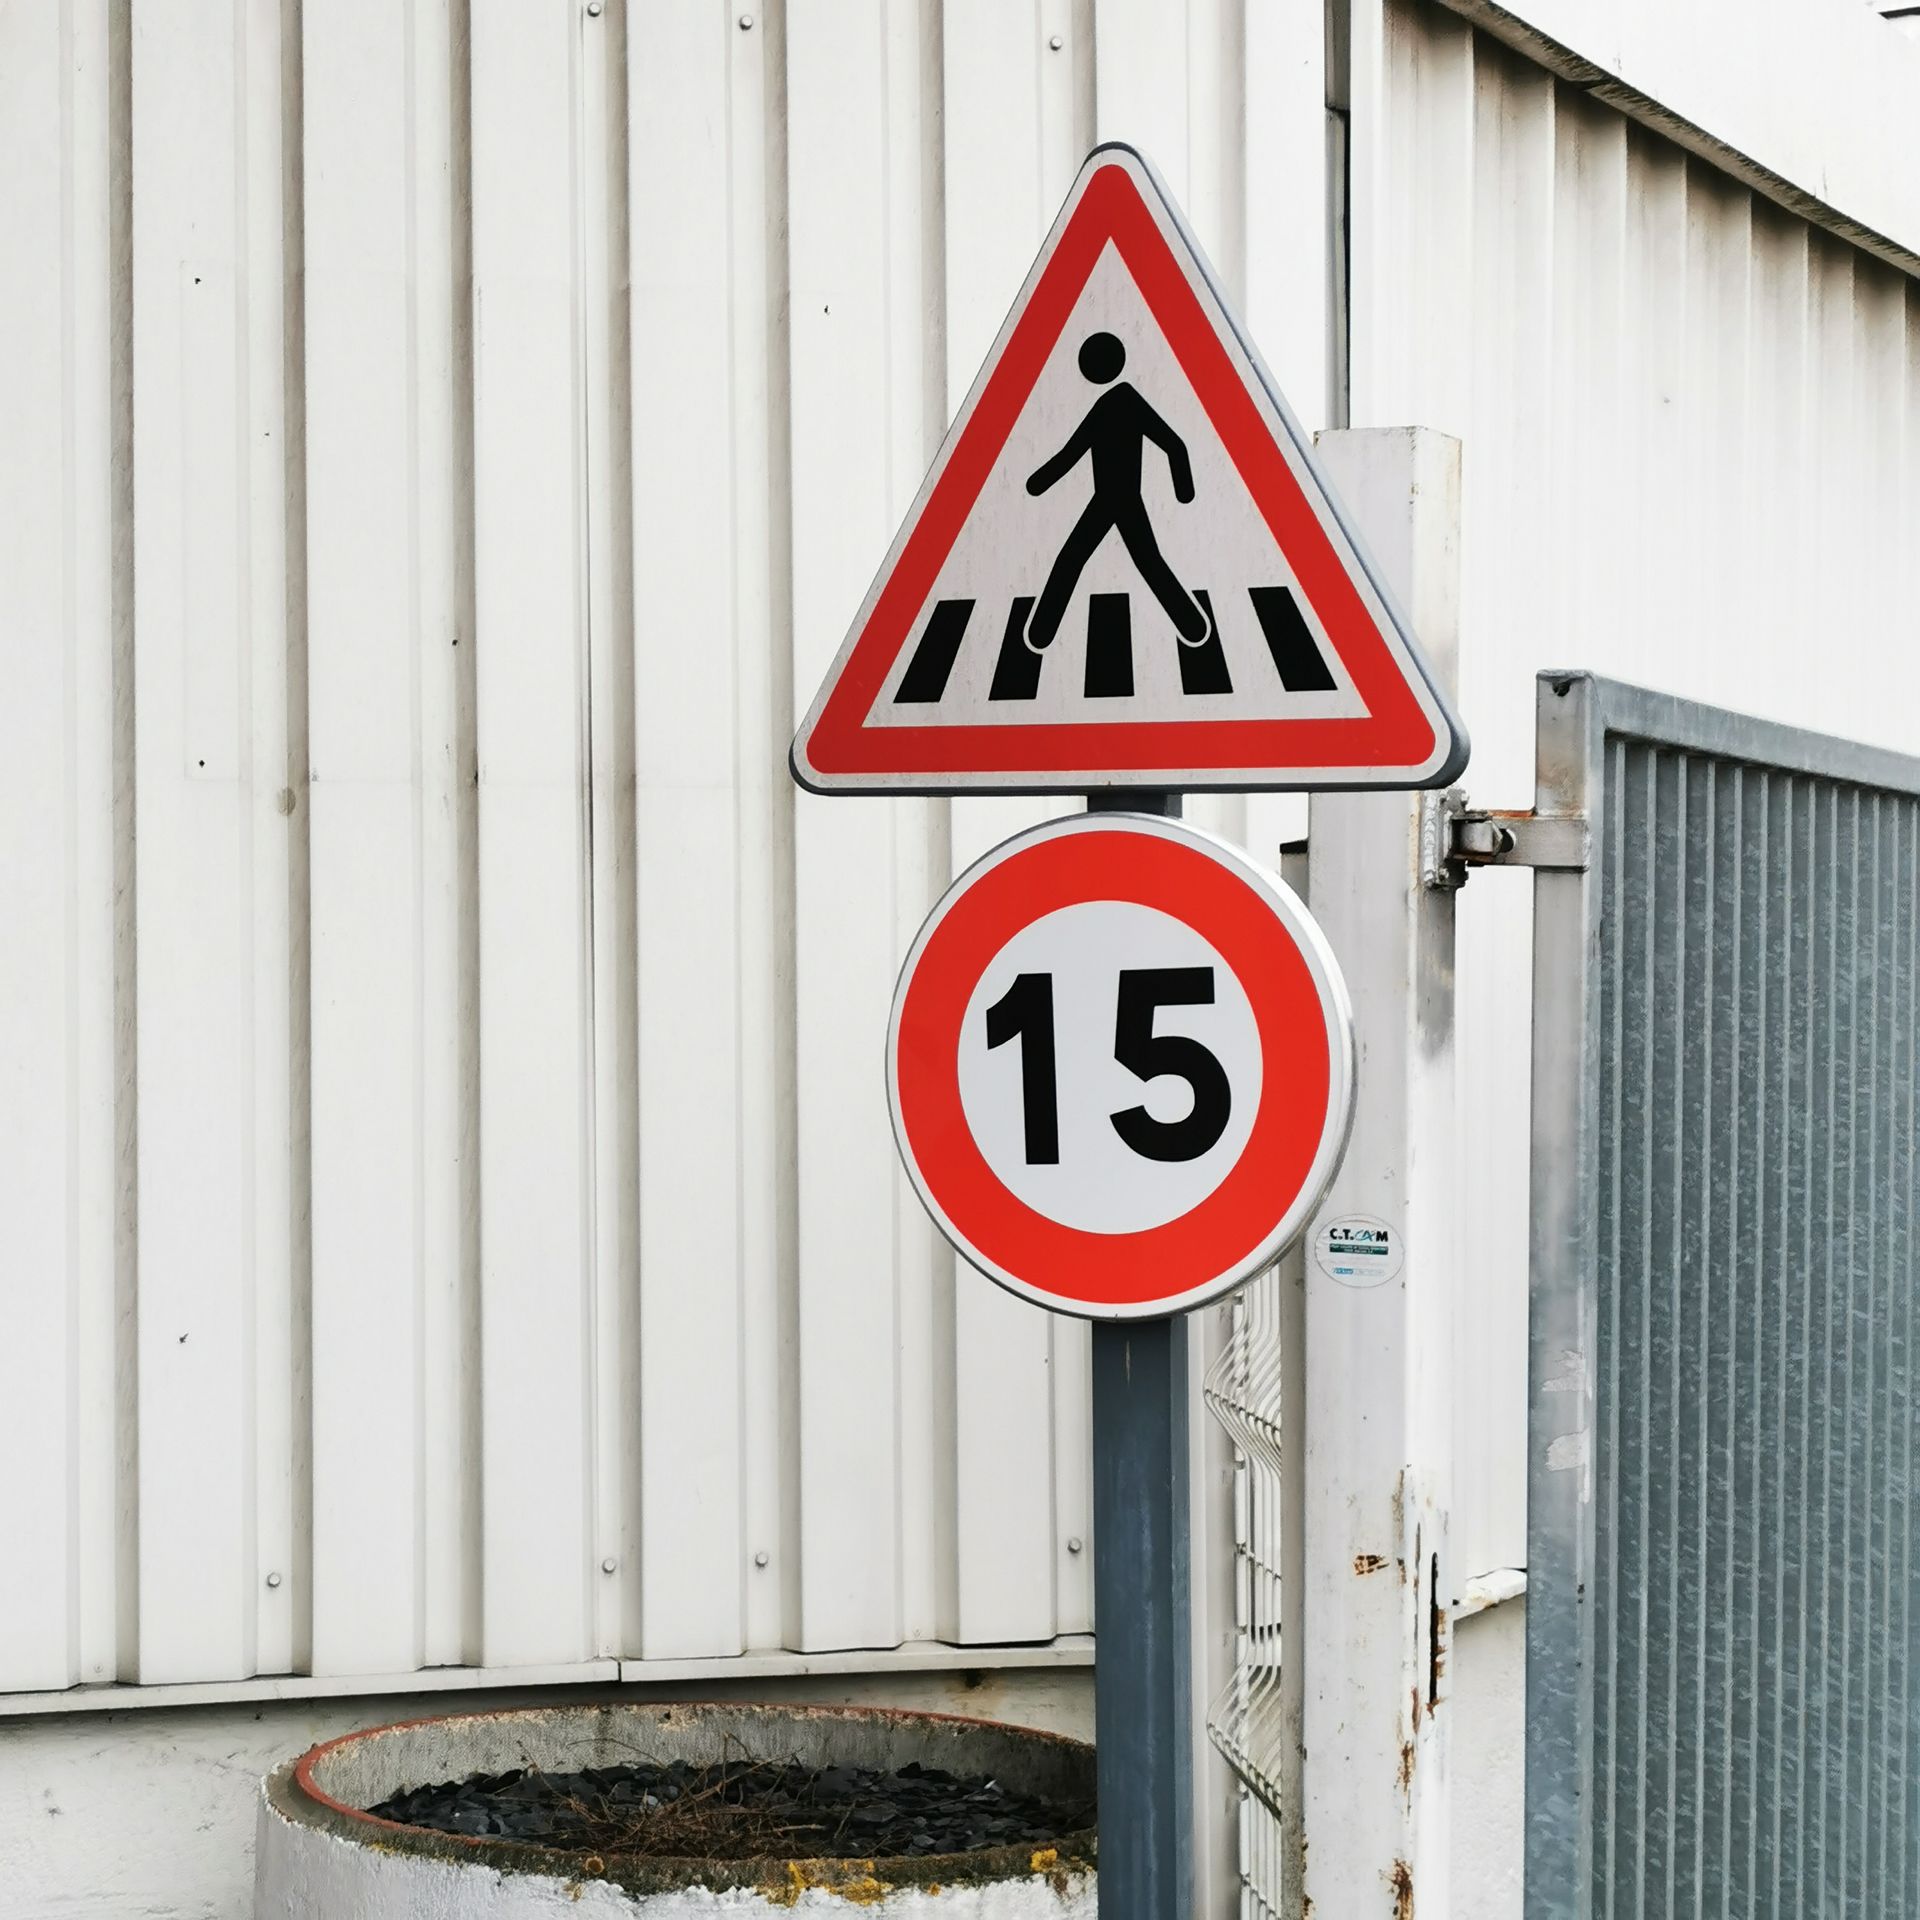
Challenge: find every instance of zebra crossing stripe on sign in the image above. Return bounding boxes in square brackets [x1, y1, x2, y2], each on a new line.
[791, 143, 1469, 796]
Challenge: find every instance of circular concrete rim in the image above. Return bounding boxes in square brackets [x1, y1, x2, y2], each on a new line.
[276, 1701, 1098, 1898]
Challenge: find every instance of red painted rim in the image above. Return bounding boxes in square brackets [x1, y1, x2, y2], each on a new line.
[802, 158, 1439, 781]
[290, 1699, 1092, 1843]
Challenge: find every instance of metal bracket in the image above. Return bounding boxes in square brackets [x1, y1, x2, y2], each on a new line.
[1420, 790, 1591, 890]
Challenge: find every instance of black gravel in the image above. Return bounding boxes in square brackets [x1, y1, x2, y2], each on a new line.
[366, 1756, 1091, 1860]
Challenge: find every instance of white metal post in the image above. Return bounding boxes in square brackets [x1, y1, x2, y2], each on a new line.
[1302, 428, 1462, 1917]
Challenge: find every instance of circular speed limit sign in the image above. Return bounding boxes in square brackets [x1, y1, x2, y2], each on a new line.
[888, 812, 1354, 1319]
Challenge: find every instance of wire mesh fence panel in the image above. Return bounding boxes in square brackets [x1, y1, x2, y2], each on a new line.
[1206, 1264, 1302, 1919]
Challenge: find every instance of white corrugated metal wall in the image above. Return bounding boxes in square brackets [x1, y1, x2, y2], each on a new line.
[7, 0, 1918, 1717]
[0, 0, 1329, 1699]
[1349, 0, 1920, 1587]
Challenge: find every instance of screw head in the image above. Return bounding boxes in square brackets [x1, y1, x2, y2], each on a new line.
[754, 1550, 770, 1568]
[738, 12, 755, 27]
[265, 1571, 283, 1589]
[586, 0, 602, 13]
[601, 1557, 619, 1574]
[1066, 1536, 1084, 1554]
[1048, 33, 1064, 50]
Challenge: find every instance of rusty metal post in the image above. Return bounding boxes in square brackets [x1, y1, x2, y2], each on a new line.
[1301, 428, 1462, 1916]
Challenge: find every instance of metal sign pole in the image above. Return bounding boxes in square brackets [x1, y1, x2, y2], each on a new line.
[1092, 1315, 1193, 1920]
[1086, 788, 1192, 1920]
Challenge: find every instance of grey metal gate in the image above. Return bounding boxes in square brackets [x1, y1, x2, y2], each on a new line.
[1528, 672, 1920, 1918]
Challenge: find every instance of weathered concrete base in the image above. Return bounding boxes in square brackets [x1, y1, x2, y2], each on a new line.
[0, 1666, 1092, 1920]
[257, 1702, 1096, 1919]
[258, 1828, 1093, 1920]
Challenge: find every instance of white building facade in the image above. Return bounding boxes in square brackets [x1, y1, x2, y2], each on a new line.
[3, 0, 1919, 1913]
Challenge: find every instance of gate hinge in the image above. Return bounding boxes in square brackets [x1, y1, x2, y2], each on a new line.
[1420, 790, 1590, 890]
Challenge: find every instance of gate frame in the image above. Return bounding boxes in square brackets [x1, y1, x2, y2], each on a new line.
[1524, 669, 1920, 1916]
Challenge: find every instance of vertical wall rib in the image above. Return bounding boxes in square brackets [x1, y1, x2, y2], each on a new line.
[10, 0, 1318, 1699]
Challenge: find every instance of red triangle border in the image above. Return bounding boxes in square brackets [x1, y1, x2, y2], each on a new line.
[801, 158, 1449, 787]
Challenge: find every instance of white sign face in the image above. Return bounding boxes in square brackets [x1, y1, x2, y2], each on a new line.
[791, 142, 1468, 795]
[956, 899, 1263, 1236]
[859, 243, 1365, 735]
[888, 812, 1355, 1320]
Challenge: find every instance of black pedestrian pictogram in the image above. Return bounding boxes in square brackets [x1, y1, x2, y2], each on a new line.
[1177, 591, 1231, 695]
[892, 582, 1338, 709]
[1023, 333, 1209, 654]
[1250, 585, 1338, 691]
[887, 334, 1342, 713]
[892, 597, 974, 703]
[1084, 594, 1134, 699]
[987, 597, 1044, 702]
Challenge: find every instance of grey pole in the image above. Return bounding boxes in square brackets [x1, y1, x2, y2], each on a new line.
[1086, 788, 1192, 1920]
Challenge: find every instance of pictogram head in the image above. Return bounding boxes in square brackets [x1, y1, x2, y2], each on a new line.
[1077, 332, 1125, 383]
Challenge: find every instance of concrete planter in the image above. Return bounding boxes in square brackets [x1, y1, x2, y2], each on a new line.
[256, 1702, 1096, 1918]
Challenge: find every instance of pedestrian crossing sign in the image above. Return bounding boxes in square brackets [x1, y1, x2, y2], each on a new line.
[790, 143, 1469, 796]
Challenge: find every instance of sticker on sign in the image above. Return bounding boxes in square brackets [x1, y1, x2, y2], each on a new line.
[888, 812, 1354, 1319]
[1313, 1214, 1405, 1288]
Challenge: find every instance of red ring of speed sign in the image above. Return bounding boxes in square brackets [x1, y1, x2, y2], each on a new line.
[887, 812, 1354, 1319]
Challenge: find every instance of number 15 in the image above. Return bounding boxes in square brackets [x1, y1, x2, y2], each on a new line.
[985, 967, 1233, 1166]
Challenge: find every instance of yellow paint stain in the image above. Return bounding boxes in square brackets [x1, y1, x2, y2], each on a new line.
[768, 1858, 893, 1907]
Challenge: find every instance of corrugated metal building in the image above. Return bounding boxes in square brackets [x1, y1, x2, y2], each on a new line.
[3, 0, 1918, 1913]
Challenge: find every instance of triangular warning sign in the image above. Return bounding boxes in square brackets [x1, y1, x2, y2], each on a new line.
[792, 144, 1468, 796]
